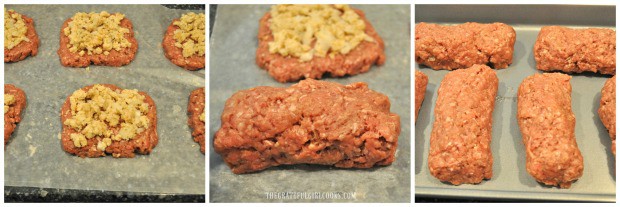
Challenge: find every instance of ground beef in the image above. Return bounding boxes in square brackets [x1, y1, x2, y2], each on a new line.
[60, 84, 158, 158]
[415, 22, 516, 70]
[57, 17, 138, 67]
[162, 18, 205, 71]
[4, 84, 27, 145]
[428, 64, 498, 185]
[534, 26, 615, 75]
[214, 79, 400, 174]
[517, 73, 583, 188]
[599, 76, 616, 156]
[4, 11, 39, 63]
[255, 9, 386, 83]
[415, 70, 428, 123]
[188, 87, 205, 153]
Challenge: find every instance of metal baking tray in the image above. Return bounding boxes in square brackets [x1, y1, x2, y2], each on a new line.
[210, 5, 410, 202]
[4, 5, 205, 196]
[415, 5, 616, 202]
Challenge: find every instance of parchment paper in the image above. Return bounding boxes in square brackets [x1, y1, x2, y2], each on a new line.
[209, 5, 410, 203]
[415, 5, 615, 201]
[4, 5, 205, 195]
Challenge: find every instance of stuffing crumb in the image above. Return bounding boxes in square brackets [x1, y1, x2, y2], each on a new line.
[268, 4, 374, 61]
[4, 94, 15, 114]
[172, 12, 205, 58]
[64, 84, 150, 149]
[4, 9, 30, 49]
[63, 11, 132, 56]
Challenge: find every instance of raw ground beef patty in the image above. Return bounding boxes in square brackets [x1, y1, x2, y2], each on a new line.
[534, 26, 616, 75]
[57, 16, 138, 67]
[598, 76, 616, 156]
[60, 84, 158, 158]
[428, 64, 498, 185]
[415, 22, 516, 70]
[4, 84, 27, 145]
[4, 10, 39, 63]
[162, 18, 205, 70]
[188, 87, 205, 153]
[517, 73, 583, 188]
[255, 9, 386, 83]
[214, 79, 400, 174]
[415, 70, 428, 123]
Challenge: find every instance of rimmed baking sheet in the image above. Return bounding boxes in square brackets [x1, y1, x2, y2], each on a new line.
[414, 4, 615, 202]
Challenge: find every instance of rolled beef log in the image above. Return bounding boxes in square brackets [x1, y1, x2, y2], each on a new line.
[517, 73, 584, 188]
[214, 79, 401, 174]
[428, 64, 498, 185]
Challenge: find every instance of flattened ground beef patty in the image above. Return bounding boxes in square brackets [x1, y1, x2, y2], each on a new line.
[517, 73, 583, 188]
[4, 10, 39, 63]
[162, 13, 205, 70]
[4, 84, 27, 145]
[598, 76, 616, 156]
[60, 84, 158, 158]
[534, 26, 616, 75]
[57, 14, 138, 67]
[214, 79, 400, 174]
[415, 70, 428, 123]
[428, 64, 498, 185]
[415, 22, 516, 70]
[188, 87, 205, 153]
[256, 7, 386, 83]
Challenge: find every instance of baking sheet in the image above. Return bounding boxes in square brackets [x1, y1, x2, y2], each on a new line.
[4, 5, 205, 195]
[414, 5, 616, 202]
[209, 5, 410, 202]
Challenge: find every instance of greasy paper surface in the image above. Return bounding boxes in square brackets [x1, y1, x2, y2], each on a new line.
[209, 5, 411, 202]
[4, 5, 205, 195]
[415, 25, 616, 201]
